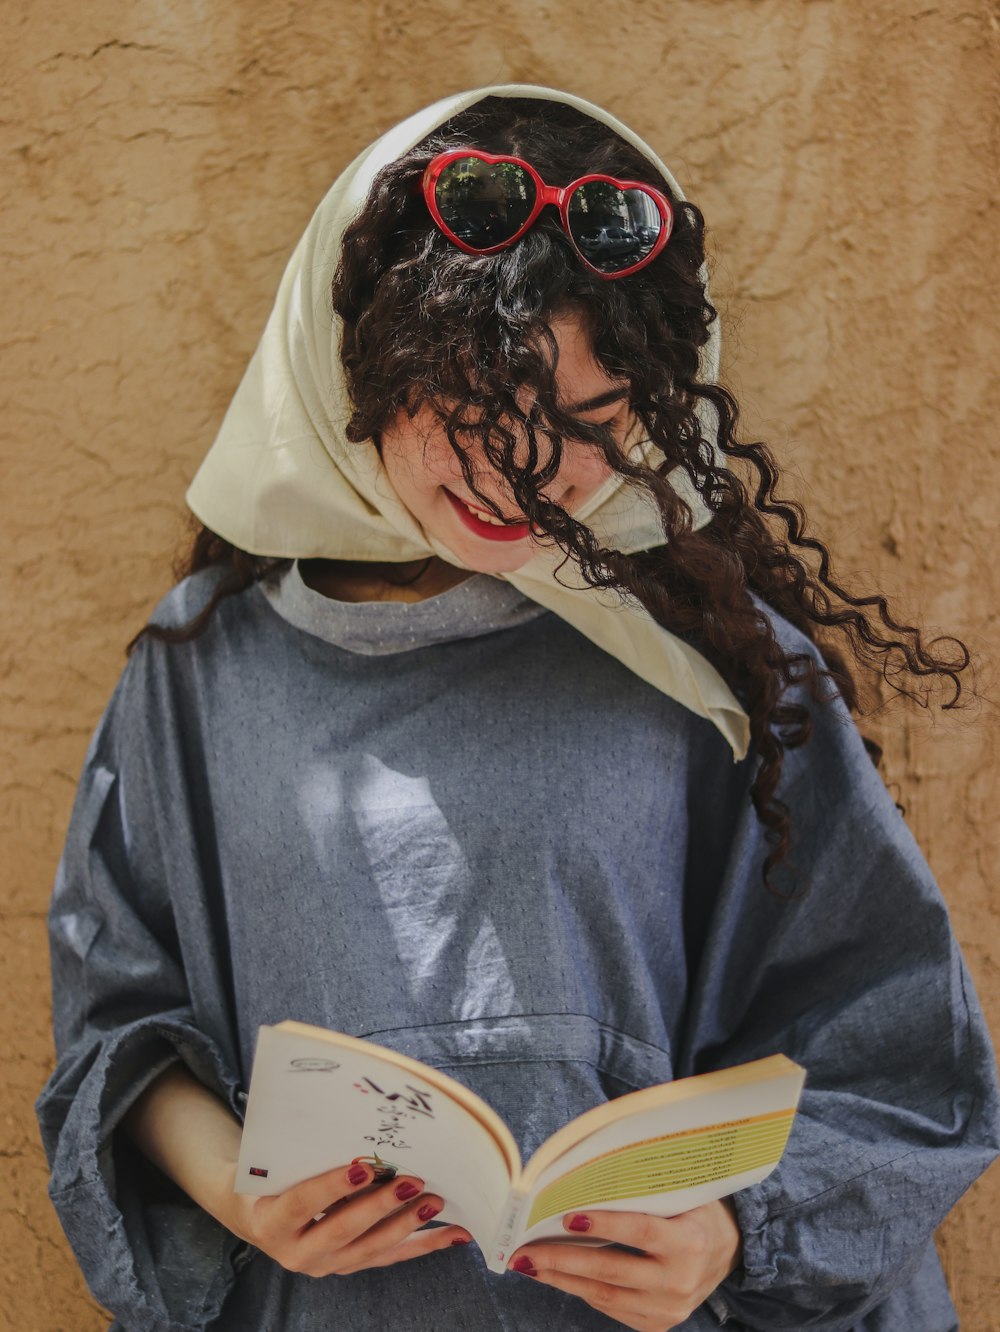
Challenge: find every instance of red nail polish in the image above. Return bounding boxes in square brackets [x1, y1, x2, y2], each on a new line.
[395, 1181, 420, 1201]
[417, 1203, 441, 1221]
[567, 1213, 591, 1232]
[511, 1255, 537, 1276]
[450, 1237, 470, 1247]
[347, 1164, 368, 1186]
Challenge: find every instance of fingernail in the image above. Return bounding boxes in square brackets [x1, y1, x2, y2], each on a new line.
[450, 1236, 470, 1247]
[511, 1255, 537, 1276]
[347, 1165, 368, 1186]
[566, 1213, 591, 1232]
[395, 1181, 421, 1201]
[417, 1202, 441, 1221]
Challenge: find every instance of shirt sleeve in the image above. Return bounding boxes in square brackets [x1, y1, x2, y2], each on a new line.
[35, 646, 249, 1332]
[681, 655, 1000, 1331]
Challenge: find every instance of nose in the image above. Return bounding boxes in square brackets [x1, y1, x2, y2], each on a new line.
[464, 419, 613, 515]
[548, 436, 613, 507]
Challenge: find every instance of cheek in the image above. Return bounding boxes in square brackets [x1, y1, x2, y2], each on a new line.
[422, 439, 469, 488]
[561, 446, 614, 495]
[381, 414, 469, 490]
[380, 438, 450, 505]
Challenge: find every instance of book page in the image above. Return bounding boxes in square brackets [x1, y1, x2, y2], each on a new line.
[236, 1024, 516, 1247]
[514, 1057, 804, 1247]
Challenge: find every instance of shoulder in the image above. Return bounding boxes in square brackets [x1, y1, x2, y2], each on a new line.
[749, 596, 850, 722]
[147, 565, 230, 631]
[120, 566, 274, 717]
[749, 598, 891, 805]
[140, 566, 279, 662]
[751, 595, 828, 671]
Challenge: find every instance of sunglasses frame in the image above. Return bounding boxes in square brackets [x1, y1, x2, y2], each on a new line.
[423, 148, 674, 280]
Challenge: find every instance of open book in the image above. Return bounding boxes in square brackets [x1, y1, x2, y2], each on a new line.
[236, 1021, 805, 1273]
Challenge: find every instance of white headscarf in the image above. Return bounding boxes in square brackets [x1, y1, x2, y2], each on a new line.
[186, 84, 750, 759]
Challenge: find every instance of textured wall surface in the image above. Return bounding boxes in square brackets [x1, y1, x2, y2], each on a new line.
[3, 0, 998, 1326]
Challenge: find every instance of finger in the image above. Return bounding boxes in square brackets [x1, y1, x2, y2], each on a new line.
[318, 1189, 447, 1270]
[355, 1224, 474, 1270]
[256, 1161, 377, 1233]
[563, 1206, 728, 1280]
[561, 1209, 673, 1256]
[303, 1175, 430, 1239]
[512, 1238, 653, 1290]
[510, 1256, 647, 1321]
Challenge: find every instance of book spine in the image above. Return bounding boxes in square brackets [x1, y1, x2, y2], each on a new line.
[488, 1191, 526, 1275]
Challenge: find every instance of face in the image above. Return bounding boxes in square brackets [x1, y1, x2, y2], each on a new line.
[379, 313, 628, 575]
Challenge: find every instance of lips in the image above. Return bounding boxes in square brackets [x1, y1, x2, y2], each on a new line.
[443, 489, 532, 543]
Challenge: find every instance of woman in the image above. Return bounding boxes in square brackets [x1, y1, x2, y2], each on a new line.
[37, 85, 999, 1331]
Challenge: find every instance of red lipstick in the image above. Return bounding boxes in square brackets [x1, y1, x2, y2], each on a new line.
[443, 489, 531, 543]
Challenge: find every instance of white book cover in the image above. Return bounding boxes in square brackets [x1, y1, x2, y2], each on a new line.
[236, 1022, 805, 1273]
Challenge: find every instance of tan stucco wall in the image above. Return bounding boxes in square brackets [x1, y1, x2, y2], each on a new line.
[3, 1, 998, 1325]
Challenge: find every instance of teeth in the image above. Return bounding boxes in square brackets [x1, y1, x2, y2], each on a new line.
[461, 497, 523, 526]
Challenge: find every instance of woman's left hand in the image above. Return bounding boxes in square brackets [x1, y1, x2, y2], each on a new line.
[506, 1199, 742, 1331]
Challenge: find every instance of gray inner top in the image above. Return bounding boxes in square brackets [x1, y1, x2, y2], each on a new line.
[261, 562, 548, 655]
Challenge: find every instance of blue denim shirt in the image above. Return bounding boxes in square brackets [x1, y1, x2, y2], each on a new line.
[37, 566, 999, 1331]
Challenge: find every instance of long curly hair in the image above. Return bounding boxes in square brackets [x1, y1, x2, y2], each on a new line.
[144, 96, 969, 890]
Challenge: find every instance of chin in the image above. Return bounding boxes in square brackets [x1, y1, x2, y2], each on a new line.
[445, 536, 537, 576]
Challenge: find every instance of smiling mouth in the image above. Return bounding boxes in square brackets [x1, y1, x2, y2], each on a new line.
[444, 489, 533, 543]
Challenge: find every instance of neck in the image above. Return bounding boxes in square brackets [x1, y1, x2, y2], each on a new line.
[298, 557, 474, 603]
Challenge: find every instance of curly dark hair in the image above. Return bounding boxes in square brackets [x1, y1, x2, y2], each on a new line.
[142, 95, 969, 891]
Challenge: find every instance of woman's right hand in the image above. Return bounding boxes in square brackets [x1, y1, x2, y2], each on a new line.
[226, 1162, 473, 1276]
[122, 1064, 472, 1276]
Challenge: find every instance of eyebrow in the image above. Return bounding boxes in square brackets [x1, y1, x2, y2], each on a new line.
[564, 387, 630, 414]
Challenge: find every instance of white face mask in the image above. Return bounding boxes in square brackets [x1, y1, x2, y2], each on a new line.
[185, 84, 749, 759]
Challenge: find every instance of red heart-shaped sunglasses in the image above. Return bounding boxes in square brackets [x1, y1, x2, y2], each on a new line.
[422, 149, 674, 280]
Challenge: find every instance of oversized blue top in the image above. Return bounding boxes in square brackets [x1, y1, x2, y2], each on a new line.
[37, 566, 999, 1331]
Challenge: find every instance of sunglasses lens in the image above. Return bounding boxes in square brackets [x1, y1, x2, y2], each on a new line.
[434, 157, 537, 250]
[567, 183, 664, 273]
